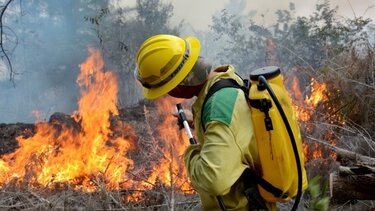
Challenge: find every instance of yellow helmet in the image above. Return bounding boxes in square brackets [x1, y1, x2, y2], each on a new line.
[134, 34, 200, 99]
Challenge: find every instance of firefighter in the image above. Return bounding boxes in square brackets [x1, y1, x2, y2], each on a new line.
[134, 34, 276, 211]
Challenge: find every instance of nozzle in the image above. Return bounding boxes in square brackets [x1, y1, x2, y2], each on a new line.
[176, 104, 197, 144]
[176, 104, 188, 122]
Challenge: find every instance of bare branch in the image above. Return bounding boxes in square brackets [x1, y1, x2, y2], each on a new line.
[0, 0, 15, 81]
[306, 135, 375, 165]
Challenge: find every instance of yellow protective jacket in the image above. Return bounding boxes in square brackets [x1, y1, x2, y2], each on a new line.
[184, 65, 276, 211]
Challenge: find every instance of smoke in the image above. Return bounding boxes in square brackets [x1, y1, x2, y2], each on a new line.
[0, 0, 97, 123]
[172, 0, 375, 31]
[0, 70, 77, 123]
[0, 0, 374, 123]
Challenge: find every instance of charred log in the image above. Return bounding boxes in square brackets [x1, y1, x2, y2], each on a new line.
[308, 136, 375, 201]
[330, 165, 375, 201]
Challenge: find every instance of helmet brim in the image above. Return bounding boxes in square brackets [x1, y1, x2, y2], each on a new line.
[142, 36, 201, 99]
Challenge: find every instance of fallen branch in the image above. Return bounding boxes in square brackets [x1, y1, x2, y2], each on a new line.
[306, 136, 375, 165]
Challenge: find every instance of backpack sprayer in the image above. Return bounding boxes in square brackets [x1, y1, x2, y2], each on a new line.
[176, 104, 228, 211]
[248, 66, 307, 211]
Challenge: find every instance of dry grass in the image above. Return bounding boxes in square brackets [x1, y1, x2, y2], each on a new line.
[0, 185, 200, 210]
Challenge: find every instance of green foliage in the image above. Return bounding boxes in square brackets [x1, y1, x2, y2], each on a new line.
[307, 176, 330, 211]
[210, 0, 372, 74]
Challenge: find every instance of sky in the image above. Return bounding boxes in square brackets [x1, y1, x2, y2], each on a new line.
[169, 0, 375, 31]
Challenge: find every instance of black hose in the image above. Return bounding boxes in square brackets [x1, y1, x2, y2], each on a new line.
[258, 76, 303, 211]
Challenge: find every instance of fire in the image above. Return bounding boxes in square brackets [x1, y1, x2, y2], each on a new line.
[150, 98, 192, 192]
[0, 47, 192, 196]
[290, 76, 338, 161]
[305, 78, 328, 107]
[292, 77, 328, 122]
[0, 48, 133, 191]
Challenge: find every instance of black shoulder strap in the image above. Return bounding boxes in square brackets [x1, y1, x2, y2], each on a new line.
[201, 79, 247, 131]
[206, 79, 241, 101]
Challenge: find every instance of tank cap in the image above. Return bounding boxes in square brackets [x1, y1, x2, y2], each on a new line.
[250, 66, 281, 81]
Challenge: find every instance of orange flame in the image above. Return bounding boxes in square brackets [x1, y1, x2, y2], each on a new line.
[0, 48, 133, 191]
[290, 76, 338, 161]
[292, 77, 328, 122]
[0, 48, 192, 195]
[305, 78, 328, 107]
[150, 98, 192, 193]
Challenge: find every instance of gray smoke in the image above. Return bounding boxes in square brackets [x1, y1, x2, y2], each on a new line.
[0, 0, 100, 123]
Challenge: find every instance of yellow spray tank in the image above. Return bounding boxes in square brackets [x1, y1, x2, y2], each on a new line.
[248, 66, 308, 205]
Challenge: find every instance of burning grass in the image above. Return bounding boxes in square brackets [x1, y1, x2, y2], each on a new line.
[0, 48, 198, 210]
[0, 101, 200, 210]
